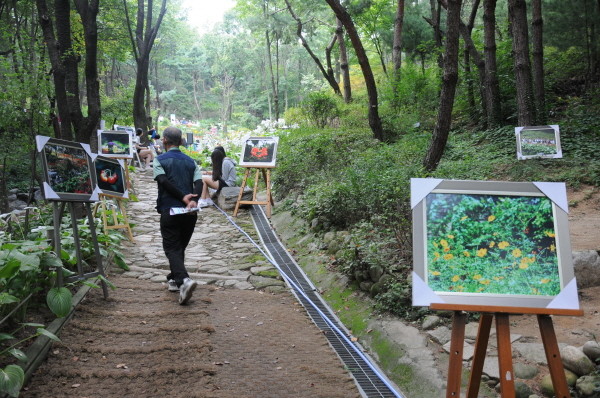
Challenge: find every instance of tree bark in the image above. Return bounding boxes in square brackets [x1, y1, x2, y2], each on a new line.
[325, 0, 384, 141]
[336, 18, 352, 103]
[392, 0, 405, 75]
[284, 0, 341, 96]
[531, 0, 545, 124]
[483, 0, 502, 126]
[423, 0, 462, 171]
[508, 0, 535, 126]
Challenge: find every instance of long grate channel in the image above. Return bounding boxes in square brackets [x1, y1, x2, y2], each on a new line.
[249, 205, 404, 398]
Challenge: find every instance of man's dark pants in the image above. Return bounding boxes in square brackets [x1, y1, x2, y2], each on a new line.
[160, 211, 197, 286]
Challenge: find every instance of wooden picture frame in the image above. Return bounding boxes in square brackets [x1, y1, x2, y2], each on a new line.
[36, 136, 99, 202]
[94, 156, 128, 198]
[411, 178, 579, 310]
[98, 130, 133, 158]
[239, 136, 279, 168]
[515, 125, 562, 160]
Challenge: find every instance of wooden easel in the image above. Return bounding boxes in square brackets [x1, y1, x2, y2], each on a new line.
[93, 194, 134, 242]
[233, 167, 274, 218]
[51, 201, 108, 298]
[431, 303, 583, 398]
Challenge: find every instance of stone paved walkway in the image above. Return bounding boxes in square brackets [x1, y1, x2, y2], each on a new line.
[120, 168, 285, 291]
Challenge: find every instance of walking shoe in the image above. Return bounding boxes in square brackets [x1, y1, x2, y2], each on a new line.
[205, 198, 214, 206]
[198, 199, 209, 208]
[167, 279, 179, 292]
[179, 278, 197, 305]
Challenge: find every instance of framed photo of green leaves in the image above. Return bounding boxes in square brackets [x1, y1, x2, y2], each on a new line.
[98, 130, 133, 158]
[515, 125, 562, 160]
[36, 136, 99, 202]
[239, 136, 279, 168]
[411, 179, 579, 310]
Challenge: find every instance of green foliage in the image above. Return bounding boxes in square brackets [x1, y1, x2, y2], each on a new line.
[300, 91, 340, 128]
[45, 287, 72, 318]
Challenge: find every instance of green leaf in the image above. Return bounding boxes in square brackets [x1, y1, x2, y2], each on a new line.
[0, 364, 24, 397]
[0, 333, 15, 342]
[0, 293, 19, 305]
[8, 348, 27, 362]
[40, 253, 63, 269]
[36, 328, 60, 342]
[21, 322, 45, 328]
[46, 287, 72, 318]
[0, 259, 20, 279]
[113, 255, 129, 271]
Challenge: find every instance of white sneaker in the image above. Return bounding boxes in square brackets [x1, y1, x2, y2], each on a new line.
[179, 278, 197, 305]
[198, 199, 209, 208]
[167, 279, 179, 292]
[205, 198, 214, 206]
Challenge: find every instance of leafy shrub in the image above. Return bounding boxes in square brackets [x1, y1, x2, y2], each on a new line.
[300, 91, 340, 128]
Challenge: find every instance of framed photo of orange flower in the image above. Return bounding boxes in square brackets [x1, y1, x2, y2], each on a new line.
[239, 137, 279, 168]
[411, 179, 579, 310]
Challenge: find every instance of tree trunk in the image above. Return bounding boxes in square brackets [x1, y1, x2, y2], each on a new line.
[483, 0, 502, 126]
[430, 0, 444, 68]
[336, 18, 352, 103]
[325, 0, 384, 142]
[531, 0, 545, 124]
[265, 28, 279, 121]
[423, 0, 462, 171]
[392, 0, 405, 74]
[508, 0, 535, 126]
[459, 21, 488, 123]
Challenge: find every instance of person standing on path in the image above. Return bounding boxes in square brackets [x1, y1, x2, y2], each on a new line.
[153, 126, 201, 304]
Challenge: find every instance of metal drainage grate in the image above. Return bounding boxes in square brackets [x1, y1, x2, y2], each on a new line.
[250, 206, 403, 398]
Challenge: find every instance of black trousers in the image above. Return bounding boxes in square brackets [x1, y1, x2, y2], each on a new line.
[160, 211, 197, 286]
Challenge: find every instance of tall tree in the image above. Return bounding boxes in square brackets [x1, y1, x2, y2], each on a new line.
[483, 0, 502, 126]
[325, 0, 384, 142]
[508, 0, 535, 126]
[423, 0, 463, 171]
[124, 0, 167, 132]
[36, 0, 101, 144]
[391, 0, 405, 106]
[336, 18, 352, 103]
[531, 0, 545, 124]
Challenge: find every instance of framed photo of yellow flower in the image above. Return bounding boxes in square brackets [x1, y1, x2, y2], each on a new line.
[411, 179, 579, 310]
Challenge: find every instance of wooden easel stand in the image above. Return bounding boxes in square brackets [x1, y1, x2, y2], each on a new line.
[233, 167, 275, 218]
[52, 201, 108, 299]
[430, 303, 583, 398]
[93, 194, 135, 242]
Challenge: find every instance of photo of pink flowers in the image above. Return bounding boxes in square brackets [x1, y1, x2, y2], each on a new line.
[425, 193, 560, 296]
[239, 137, 279, 167]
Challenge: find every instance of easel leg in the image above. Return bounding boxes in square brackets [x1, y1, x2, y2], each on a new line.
[262, 168, 272, 218]
[85, 203, 108, 299]
[467, 313, 493, 398]
[233, 168, 251, 217]
[538, 315, 571, 398]
[495, 314, 515, 397]
[446, 311, 467, 397]
[116, 198, 135, 242]
[52, 202, 64, 288]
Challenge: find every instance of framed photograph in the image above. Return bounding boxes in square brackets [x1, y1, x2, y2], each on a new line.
[516, 125, 562, 160]
[36, 136, 99, 202]
[98, 130, 133, 158]
[239, 136, 279, 167]
[94, 156, 128, 198]
[411, 178, 579, 310]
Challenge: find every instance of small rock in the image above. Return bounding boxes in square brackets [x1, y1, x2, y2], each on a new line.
[582, 341, 600, 363]
[422, 315, 441, 331]
[514, 363, 538, 380]
[576, 374, 600, 398]
[515, 380, 532, 398]
[560, 345, 596, 376]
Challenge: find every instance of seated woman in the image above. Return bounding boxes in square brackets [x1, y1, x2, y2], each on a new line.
[198, 146, 236, 207]
[133, 128, 154, 169]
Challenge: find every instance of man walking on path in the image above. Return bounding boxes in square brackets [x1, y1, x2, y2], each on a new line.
[153, 126, 201, 304]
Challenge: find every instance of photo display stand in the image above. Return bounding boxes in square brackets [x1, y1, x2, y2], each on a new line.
[234, 136, 279, 218]
[51, 201, 108, 299]
[93, 194, 134, 242]
[411, 179, 582, 398]
[233, 166, 274, 218]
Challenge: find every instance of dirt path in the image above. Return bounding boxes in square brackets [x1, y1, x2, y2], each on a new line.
[22, 169, 361, 398]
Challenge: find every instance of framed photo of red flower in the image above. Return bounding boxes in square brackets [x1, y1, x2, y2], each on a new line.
[36, 136, 99, 202]
[239, 137, 279, 168]
[411, 178, 579, 311]
[94, 156, 127, 198]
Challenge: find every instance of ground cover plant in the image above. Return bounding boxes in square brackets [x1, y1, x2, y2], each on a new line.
[425, 193, 559, 296]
